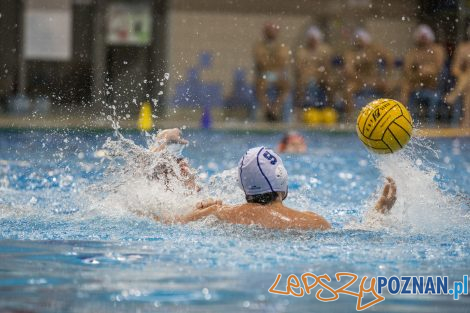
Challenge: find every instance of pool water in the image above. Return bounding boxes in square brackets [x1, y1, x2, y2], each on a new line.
[0, 129, 469, 312]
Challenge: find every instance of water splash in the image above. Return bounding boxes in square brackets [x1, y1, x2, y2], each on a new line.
[85, 129, 469, 234]
[1, 126, 467, 236]
[360, 135, 469, 234]
[86, 132, 205, 221]
[206, 168, 244, 205]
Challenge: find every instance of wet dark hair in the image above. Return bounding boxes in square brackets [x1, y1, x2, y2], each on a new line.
[245, 190, 288, 205]
[246, 192, 279, 204]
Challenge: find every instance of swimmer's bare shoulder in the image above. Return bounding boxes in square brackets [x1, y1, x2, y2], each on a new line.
[179, 200, 331, 230]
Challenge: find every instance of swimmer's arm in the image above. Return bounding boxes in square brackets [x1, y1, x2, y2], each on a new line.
[178, 199, 223, 223]
[144, 199, 223, 224]
[374, 177, 397, 214]
[134, 209, 175, 224]
[150, 128, 188, 153]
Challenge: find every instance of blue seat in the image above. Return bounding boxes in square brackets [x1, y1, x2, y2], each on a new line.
[172, 52, 223, 109]
[173, 68, 202, 107]
[224, 69, 256, 115]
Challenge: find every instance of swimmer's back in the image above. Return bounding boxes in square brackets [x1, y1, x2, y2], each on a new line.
[182, 202, 330, 230]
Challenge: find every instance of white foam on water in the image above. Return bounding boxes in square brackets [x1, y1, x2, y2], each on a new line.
[0, 188, 71, 220]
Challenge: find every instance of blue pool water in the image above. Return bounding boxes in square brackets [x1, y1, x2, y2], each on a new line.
[0, 129, 469, 312]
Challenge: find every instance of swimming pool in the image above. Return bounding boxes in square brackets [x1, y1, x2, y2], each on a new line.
[0, 129, 469, 312]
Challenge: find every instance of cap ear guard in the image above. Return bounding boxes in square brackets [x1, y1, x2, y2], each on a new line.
[274, 163, 288, 194]
[282, 187, 288, 200]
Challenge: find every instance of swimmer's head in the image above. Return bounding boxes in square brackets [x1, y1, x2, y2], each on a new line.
[238, 147, 288, 204]
[278, 131, 307, 154]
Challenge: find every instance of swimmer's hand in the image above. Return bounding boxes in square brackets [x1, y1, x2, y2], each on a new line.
[151, 128, 188, 152]
[195, 198, 222, 210]
[375, 177, 397, 214]
[175, 198, 223, 223]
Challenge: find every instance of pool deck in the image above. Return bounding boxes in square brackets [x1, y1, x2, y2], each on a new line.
[0, 114, 469, 137]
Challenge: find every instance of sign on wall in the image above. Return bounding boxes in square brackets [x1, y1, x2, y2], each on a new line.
[106, 3, 152, 46]
[23, 0, 72, 61]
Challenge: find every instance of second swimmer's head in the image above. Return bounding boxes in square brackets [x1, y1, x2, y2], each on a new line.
[238, 147, 288, 204]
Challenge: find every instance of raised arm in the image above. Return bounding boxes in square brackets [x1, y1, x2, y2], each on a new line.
[150, 128, 188, 153]
[149, 128, 200, 191]
[375, 177, 397, 214]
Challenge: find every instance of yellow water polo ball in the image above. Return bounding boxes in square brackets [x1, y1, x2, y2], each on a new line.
[356, 98, 413, 154]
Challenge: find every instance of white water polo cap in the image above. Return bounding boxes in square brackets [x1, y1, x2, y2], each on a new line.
[238, 147, 288, 196]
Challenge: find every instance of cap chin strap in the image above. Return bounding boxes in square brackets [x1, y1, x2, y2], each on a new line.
[282, 187, 288, 200]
